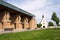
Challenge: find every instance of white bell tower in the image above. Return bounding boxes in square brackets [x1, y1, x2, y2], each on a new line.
[41, 15, 48, 28]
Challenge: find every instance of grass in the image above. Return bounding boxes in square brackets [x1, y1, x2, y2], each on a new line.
[0, 28, 60, 40]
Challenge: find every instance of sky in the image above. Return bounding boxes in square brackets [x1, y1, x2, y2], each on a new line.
[4, 0, 60, 23]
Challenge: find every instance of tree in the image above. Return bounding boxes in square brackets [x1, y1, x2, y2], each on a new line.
[37, 24, 42, 28]
[51, 12, 59, 26]
[48, 22, 54, 26]
[58, 19, 60, 26]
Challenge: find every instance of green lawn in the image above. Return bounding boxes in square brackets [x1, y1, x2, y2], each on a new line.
[0, 28, 60, 40]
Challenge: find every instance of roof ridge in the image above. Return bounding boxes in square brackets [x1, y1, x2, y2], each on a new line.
[0, 0, 35, 17]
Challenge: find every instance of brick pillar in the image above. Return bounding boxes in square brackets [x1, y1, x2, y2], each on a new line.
[0, 23, 3, 31]
[29, 17, 37, 29]
[0, 12, 3, 31]
[2, 11, 14, 31]
[2, 11, 7, 29]
[23, 17, 29, 29]
[15, 15, 22, 30]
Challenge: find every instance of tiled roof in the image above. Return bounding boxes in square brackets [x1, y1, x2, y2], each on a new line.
[0, 1, 35, 17]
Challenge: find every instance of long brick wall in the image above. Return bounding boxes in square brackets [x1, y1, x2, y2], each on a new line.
[0, 11, 37, 31]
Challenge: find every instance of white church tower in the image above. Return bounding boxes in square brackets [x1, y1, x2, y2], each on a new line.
[41, 15, 48, 28]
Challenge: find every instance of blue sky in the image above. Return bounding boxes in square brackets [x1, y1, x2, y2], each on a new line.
[4, 0, 60, 23]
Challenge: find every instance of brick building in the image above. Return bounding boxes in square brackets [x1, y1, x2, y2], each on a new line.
[0, 0, 37, 31]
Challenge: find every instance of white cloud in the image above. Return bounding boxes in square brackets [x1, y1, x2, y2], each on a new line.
[16, 0, 47, 11]
[4, 0, 60, 23]
[9, 0, 47, 23]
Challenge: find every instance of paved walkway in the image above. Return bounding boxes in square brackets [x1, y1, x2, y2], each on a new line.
[0, 27, 60, 34]
[0, 28, 42, 34]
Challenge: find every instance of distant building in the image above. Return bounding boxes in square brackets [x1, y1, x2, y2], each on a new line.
[0, 0, 37, 31]
[41, 15, 48, 28]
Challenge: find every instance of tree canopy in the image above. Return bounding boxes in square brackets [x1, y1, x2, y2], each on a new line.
[51, 12, 59, 26]
[48, 22, 54, 26]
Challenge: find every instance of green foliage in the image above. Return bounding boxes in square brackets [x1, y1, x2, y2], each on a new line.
[48, 22, 54, 26]
[56, 17, 59, 25]
[37, 24, 42, 28]
[51, 12, 59, 26]
[51, 12, 57, 21]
